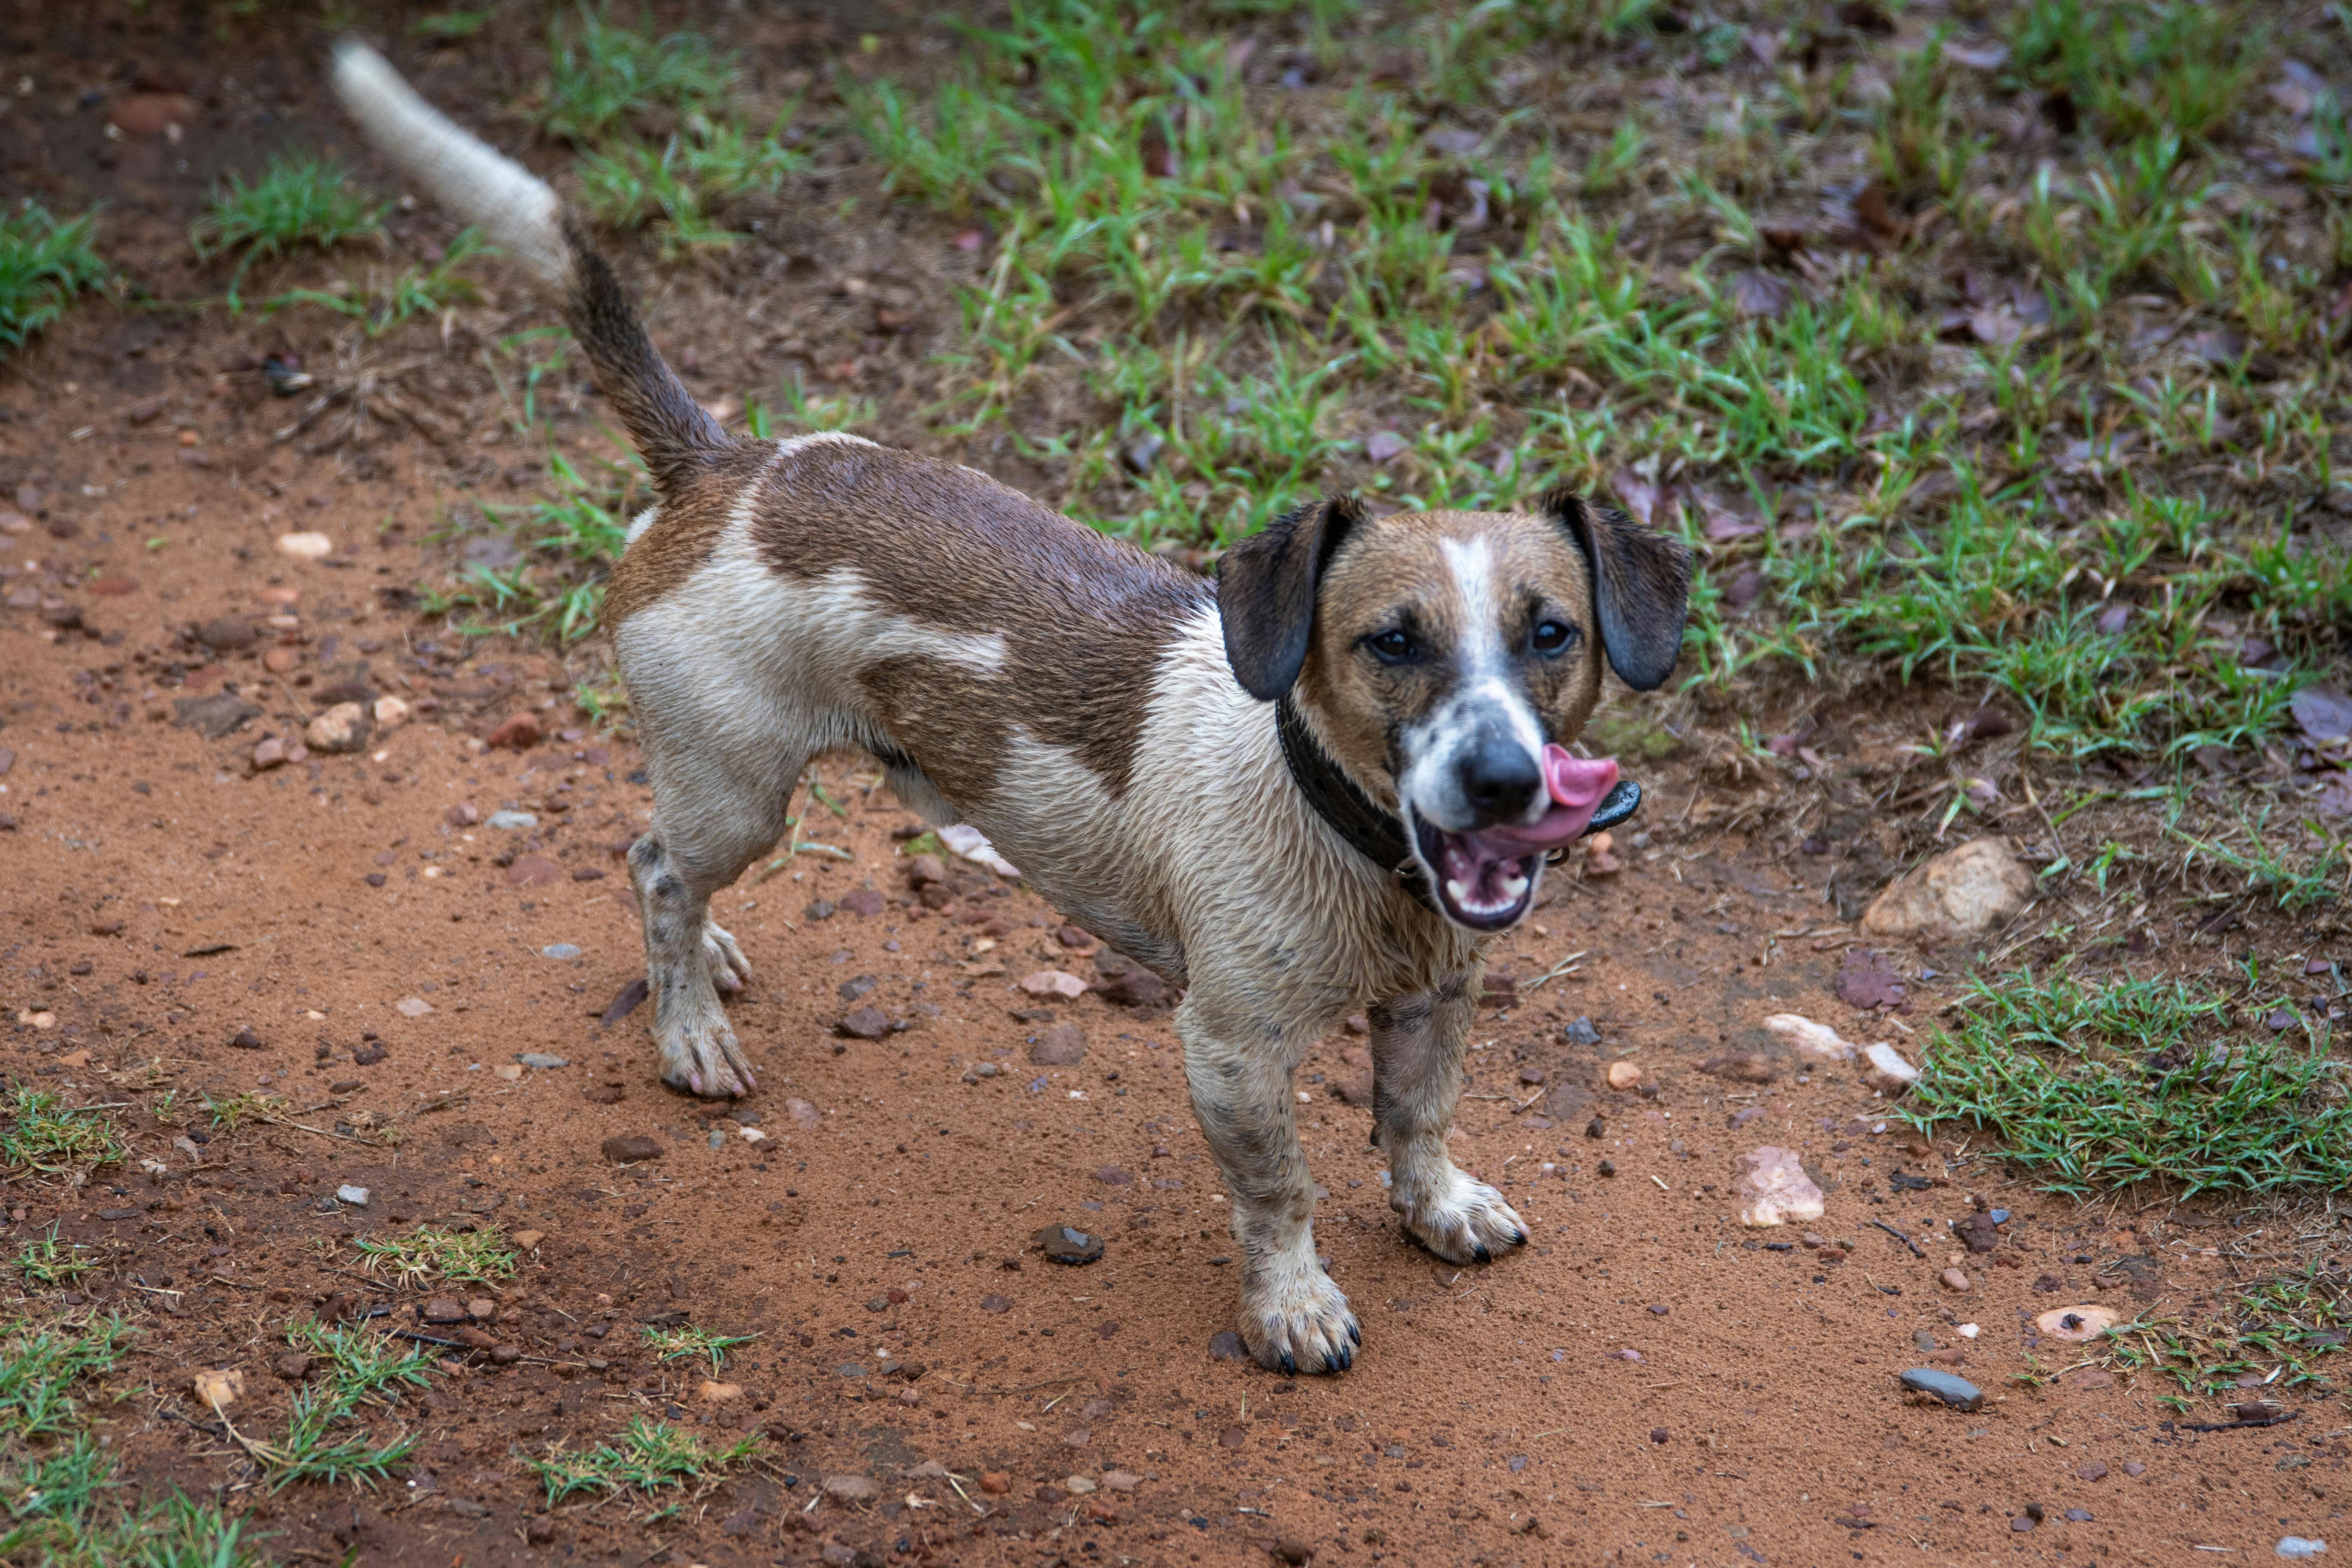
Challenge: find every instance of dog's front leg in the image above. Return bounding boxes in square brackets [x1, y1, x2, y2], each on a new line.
[1371, 979, 1528, 1264]
[1179, 997, 1359, 1375]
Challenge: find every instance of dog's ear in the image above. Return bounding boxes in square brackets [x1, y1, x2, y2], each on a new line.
[1216, 494, 1366, 701]
[1538, 486, 1692, 692]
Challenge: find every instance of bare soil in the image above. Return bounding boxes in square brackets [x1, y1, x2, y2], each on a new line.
[2, 4, 2345, 1565]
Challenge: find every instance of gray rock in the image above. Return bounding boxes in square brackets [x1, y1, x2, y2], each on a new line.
[541, 943, 582, 960]
[518, 1053, 569, 1069]
[2276, 1540, 2327, 1561]
[1035, 1223, 1104, 1265]
[1899, 1367, 1984, 1411]
[173, 693, 261, 739]
[1562, 1017, 1601, 1047]
[336, 1184, 370, 1206]
[487, 809, 538, 830]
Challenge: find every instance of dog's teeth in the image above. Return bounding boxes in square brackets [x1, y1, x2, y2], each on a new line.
[1500, 873, 1528, 899]
[1446, 879, 1472, 906]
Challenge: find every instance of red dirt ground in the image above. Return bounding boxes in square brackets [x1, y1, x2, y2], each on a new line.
[3, 4, 2345, 1566]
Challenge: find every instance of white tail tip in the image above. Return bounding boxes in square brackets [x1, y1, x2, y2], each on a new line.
[329, 38, 570, 290]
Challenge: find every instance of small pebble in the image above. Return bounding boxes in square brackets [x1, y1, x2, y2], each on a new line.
[335, 1184, 369, 1207]
[2276, 1538, 2328, 1560]
[1898, 1367, 1984, 1412]
[541, 943, 582, 960]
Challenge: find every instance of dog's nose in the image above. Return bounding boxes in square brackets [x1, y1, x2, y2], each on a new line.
[1457, 734, 1544, 825]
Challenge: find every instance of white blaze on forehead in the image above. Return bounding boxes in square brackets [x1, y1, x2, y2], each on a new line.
[1392, 533, 1547, 830]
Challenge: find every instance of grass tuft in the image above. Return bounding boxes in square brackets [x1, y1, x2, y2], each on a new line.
[15, 1226, 100, 1290]
[353, 1223, 519, 1289]
[642, 1325, 757, 1375]
[526, 1416, 757, 1505]
[1908, 968, 2352, 1196]
[190, 157, 385, 265]
[0, 203, 106, 357]
[539, 4, 735, 144]
[0, 1088, 126, 1178]
[2099, 1266, 2350, 1412]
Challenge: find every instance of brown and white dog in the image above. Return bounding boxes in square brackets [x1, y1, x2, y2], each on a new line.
[334, 43, 1691, 1375]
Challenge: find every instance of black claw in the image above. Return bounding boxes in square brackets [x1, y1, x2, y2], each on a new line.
[1473, 1243, 1493, 1264]
[1348, 1322, 1362, 1346]
[1333, 1344, 1351, 1372]
[1511, 1228, 1528, 1246]
[1280, 1351, 1297, 1376]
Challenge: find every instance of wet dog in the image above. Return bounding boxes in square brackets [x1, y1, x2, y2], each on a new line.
[333, 42, 1691, 1374]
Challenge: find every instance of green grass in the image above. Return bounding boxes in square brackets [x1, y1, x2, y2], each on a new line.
[0, 1314, 254, 1565]
[2098, 1265, 2350, 1412]
[15, 1226, 100, 1291]
[258, 225, 490, 337]
[190, 157, 386, 305]
[538, 3, 735, 144]
[197, 1091, 285, 1133]
[0, 204, 106, 357]
[525, 1416, 757, 1506]
[352, 1222, 519, 1289]
[1908, 969, 2352, 1197]
[0, 1088, 126, 1179]
[231, 1319, 439, 1493]
[642, 1325, 757, 1375]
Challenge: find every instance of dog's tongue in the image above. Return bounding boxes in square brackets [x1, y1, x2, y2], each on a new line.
[1460, 748, 1620, 857]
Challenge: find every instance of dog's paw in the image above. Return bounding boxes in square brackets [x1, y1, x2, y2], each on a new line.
[1237, 1255, 1360, 1376]
[701, 921, 751, 993]
[658, 1015, 757, 1099]
[1392, 1167, 1527, 1265]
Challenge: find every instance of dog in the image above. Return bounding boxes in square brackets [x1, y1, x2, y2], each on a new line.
[333, 42, 1692, 1374]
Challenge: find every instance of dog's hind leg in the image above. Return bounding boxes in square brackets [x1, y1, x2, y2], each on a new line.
[627, 745, 800, 1099]
[1371, 977, 1528, 1264]
[1179, 988, 1360, 1375]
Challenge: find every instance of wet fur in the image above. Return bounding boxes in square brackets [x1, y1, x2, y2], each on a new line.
[332, 43, 1690, 1375]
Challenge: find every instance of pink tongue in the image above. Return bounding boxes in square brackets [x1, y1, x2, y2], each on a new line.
[1457, 748, 1620, 859]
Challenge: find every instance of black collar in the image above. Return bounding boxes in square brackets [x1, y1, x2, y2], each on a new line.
[1274, 695, 1644, 912]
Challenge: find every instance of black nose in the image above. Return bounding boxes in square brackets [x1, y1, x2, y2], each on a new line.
[1457, 733, 1543, 825]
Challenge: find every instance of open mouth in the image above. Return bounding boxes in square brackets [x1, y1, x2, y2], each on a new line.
[1410, 813, 1546, 929]
[1407, 749, 1623, 932]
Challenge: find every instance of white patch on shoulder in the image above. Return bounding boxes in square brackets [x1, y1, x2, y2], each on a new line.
[624, 502, 662, 548]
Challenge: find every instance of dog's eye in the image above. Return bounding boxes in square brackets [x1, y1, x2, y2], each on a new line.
[1532, 620, 1578, 655]
[1367, 629, 1417, 665]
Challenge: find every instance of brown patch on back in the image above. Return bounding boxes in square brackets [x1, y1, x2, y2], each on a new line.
[600, 447, 775, 631]
[1293, 510, 1604, 805]
[746, 441, 1211, 799]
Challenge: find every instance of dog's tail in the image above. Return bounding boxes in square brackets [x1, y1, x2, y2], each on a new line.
[330, 40, 730, 490]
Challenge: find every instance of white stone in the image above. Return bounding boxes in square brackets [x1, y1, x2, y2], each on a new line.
[1764, 1014, 1858, 1062]
[1862, 1041, 1922, 1092]
[337, 1184, 370, 1206]
[2276, 1540, 2327, 1561]
[304, 701, 370, 754]
[275, 531, 334, 560]
[1731, 1145, 1826, 1227]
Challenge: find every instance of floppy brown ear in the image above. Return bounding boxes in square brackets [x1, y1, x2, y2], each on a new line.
[1539, 487, 1692, 692]
[1216, 494, 1366, 701]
